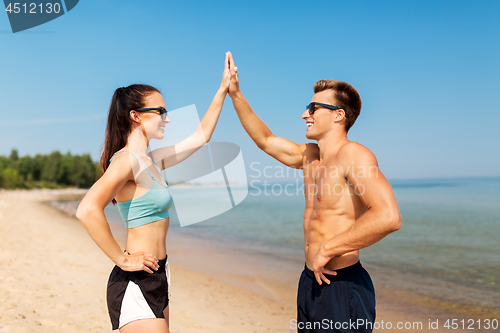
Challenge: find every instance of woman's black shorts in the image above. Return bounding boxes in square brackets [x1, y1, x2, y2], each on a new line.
[106, 257, 170, 330]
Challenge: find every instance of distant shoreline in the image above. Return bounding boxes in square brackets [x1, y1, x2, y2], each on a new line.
[2, 174, 499, 192]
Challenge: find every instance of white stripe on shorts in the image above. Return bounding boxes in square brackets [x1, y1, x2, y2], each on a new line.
[118, 280, 156, 328]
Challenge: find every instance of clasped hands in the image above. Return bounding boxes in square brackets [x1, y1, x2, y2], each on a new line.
[219, 51, 240, 98]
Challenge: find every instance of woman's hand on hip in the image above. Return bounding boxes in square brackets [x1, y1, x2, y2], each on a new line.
[119, 252, 159, 274]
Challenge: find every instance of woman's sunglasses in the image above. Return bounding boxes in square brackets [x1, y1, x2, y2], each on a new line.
[133, 107, 168, 120]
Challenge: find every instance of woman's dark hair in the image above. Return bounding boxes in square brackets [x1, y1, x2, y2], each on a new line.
[100, 84, 160, 204]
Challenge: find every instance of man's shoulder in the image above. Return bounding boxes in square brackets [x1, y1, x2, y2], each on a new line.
[300, 142, 319, 158]
[301, 142, 319, 151]
[337, 141, 377, 165]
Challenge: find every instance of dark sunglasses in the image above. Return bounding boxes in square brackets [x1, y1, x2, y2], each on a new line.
[306, 102, 348, 117]
[133, 107, 168, 120]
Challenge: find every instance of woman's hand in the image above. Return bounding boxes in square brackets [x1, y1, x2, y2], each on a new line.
[149, 51, 232, 169]
[118, 251, 159, 274]
[220, 51, 232, 93]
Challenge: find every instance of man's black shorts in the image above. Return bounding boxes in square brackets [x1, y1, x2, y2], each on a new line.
[296, 261, 375, 333]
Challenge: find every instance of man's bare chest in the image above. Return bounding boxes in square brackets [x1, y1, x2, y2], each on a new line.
[303, 160, 353, 206]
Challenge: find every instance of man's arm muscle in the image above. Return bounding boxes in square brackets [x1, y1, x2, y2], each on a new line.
[323, 143, 401, 256]
[231, 92, 304, 169]
[311, 143, 401, 284]
[228, 52, 304, 169]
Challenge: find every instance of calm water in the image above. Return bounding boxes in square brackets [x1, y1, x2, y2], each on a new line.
[102, 176, 500, 311]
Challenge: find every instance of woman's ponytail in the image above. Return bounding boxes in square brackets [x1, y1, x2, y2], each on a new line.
[99, 84, 160, 204]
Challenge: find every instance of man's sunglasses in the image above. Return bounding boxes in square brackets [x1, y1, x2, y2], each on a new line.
[306, 102, 348, 117]
[133, 107, 168, 120]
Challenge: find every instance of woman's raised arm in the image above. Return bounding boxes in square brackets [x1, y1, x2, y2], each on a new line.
[150, 52, 232, 170]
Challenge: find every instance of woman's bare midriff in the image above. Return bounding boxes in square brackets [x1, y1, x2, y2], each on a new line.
[125, 218, 170, 260]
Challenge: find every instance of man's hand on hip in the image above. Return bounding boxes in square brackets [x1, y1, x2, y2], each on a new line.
[312, 244, 337, 285]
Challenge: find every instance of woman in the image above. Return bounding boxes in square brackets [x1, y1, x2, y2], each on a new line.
[76, 52, 235, 332]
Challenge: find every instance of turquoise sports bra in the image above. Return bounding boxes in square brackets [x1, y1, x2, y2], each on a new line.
[109, 150, 173, 229]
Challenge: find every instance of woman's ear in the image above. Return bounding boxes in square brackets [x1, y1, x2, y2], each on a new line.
[129, 110, 141, 124]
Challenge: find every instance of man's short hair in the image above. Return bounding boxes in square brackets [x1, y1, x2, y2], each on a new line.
[314, 79, 362, 133]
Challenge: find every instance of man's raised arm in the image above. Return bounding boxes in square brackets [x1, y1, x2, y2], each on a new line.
[227, 52, 303, 169]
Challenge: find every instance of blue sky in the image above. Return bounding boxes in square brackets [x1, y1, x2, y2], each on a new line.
[1, 0, 499, 180]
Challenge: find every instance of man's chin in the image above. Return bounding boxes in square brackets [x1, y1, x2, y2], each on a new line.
[305, 131, 317, 140]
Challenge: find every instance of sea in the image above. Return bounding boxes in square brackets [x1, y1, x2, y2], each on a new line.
[54, 176, 500, 318]
[164, 177, 499, 287]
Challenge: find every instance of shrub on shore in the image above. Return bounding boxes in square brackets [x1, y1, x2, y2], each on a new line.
[0, 149, 100, 189]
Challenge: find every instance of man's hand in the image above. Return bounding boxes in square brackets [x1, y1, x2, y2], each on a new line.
[312, 244, 337, 285]
[227, 51, 240, 98]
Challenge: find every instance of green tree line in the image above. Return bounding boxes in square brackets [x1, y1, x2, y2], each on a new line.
[0, 149, 100, 189]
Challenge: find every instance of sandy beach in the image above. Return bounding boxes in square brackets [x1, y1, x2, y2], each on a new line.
[0, 189, 493, 333]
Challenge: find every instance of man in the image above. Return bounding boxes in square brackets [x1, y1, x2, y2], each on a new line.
[227, 52, 401, 333]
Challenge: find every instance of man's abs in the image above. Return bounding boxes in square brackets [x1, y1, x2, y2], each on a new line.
[301, 143, 367, 271]
[303, 212, 360, 271]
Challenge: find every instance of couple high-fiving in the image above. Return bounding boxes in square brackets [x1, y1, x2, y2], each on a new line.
[77, 51, 401, 333]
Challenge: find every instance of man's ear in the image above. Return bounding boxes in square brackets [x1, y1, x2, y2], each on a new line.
[334, 109, 347, 122]
[340, 109, 348, 120]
